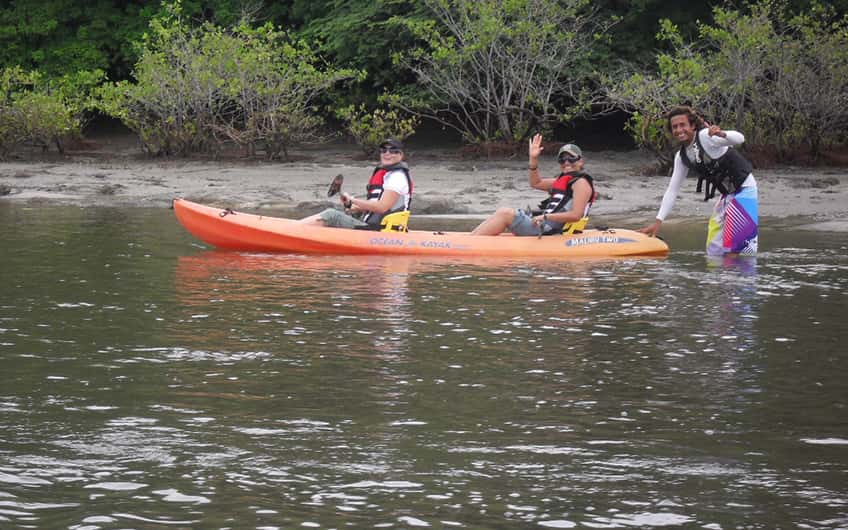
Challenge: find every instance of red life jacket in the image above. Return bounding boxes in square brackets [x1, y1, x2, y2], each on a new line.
[543, 171, 595, 216]
[362, 163, 413, 226]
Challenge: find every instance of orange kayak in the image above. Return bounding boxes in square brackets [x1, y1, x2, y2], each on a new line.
[173, 199, 669, 258]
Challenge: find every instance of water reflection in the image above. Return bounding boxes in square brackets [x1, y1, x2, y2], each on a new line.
[702, 254, 759, 353]
[2, 204, 848, 528]
[171, 252, 617, 357]
[173, 252, 421, 356]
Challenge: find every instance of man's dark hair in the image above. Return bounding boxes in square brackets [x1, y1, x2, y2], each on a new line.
[665, 106, 705, 131]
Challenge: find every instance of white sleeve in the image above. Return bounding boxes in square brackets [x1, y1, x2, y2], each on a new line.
[656, 153, 689, 221]
[721, 130, 745, 146]
[382, 171, 409, 196]
[701, 129, 745, 158]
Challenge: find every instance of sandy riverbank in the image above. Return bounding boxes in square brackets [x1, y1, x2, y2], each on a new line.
[1, 136, 846, 232]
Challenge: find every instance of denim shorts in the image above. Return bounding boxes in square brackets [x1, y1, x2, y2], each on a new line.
[508, 209, 563, 236]
[508, 209, 539, 236]
[319, 208, 368, 229]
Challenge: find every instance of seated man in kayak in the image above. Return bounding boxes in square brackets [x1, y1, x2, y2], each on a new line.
[300, 138, 413, 229]
[471, 134, 594, 236]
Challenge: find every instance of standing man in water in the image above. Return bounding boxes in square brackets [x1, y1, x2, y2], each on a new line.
[639, 106, 758, 255]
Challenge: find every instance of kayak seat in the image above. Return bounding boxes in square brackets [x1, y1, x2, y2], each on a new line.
[562, 216, 589, 235]
[353, 210, 411, 232]
[562, 194, 595, 234]
[380, 210, 410, 232]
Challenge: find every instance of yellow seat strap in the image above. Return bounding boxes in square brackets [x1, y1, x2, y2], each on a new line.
[563, 216, 589, 234]
[380, 210, 410, 232]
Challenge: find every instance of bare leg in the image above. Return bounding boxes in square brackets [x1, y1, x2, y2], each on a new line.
[471, 207, 515, 235]
[298, 213, 327, 225]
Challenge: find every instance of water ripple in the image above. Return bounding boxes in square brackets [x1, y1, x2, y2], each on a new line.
[1, 207, 847, 528]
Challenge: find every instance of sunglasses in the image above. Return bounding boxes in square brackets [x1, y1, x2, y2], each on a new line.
[558, 154, 581, 164]
[380, 147, 402, 154]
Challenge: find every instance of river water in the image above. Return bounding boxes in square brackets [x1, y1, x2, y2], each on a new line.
[1, 204, 846, 529]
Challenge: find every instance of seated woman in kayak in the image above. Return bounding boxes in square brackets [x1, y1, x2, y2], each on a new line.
[300, 138, 413, 229]
[471, 134, 594, 236]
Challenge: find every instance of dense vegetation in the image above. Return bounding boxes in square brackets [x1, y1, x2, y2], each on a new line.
[0, 0, 846, 162]
[97, 5, 358, 158]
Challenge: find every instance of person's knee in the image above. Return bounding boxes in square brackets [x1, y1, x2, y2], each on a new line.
[495, 207, 515, 221]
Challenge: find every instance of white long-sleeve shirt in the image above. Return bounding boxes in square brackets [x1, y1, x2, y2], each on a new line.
[656, 128, 756, 221]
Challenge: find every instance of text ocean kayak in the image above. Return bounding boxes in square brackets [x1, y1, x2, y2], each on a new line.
[173, 199, 669, 258]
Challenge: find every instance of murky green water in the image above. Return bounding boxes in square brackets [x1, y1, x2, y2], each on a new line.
[1, 204, 847, 529]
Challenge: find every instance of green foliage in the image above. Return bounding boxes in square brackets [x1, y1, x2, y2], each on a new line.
[54, 69, 108, 130]
[0, 1, 152, 80]
[0, 68, 33, 158]
[697, 3, 777, 130]
[1, 0, 845, 90]
[750, 4, 848, 155]
[606, 18, 716, 163]
[0, 66, 100, 159]
[16, 92, 77, 148]
[98, 1, 359, 158]
[289, 0, 430, 100]
[337, 103, 421, 155]
[593, 0, 713, 65]
[1, 0, 846, 162]
[608, 1, 848, 162]
[398, 0, 614, 145]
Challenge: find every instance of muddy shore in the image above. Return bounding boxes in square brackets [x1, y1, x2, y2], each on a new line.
[1, 135, 846, 233]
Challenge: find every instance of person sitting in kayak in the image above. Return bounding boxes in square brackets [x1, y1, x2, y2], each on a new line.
[471, 134, 594, 236]
[300, 138, 413, 229]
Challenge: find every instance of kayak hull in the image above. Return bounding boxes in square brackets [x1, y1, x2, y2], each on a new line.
[173, 199, 669, 258]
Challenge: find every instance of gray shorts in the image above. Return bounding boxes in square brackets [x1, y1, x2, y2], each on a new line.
[508, 209, 563, 236]
[319, 208, 369, 229]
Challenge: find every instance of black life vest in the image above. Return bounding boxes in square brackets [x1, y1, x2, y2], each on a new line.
[362, 162, 413, 226]
[679, 129, 752, 201]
